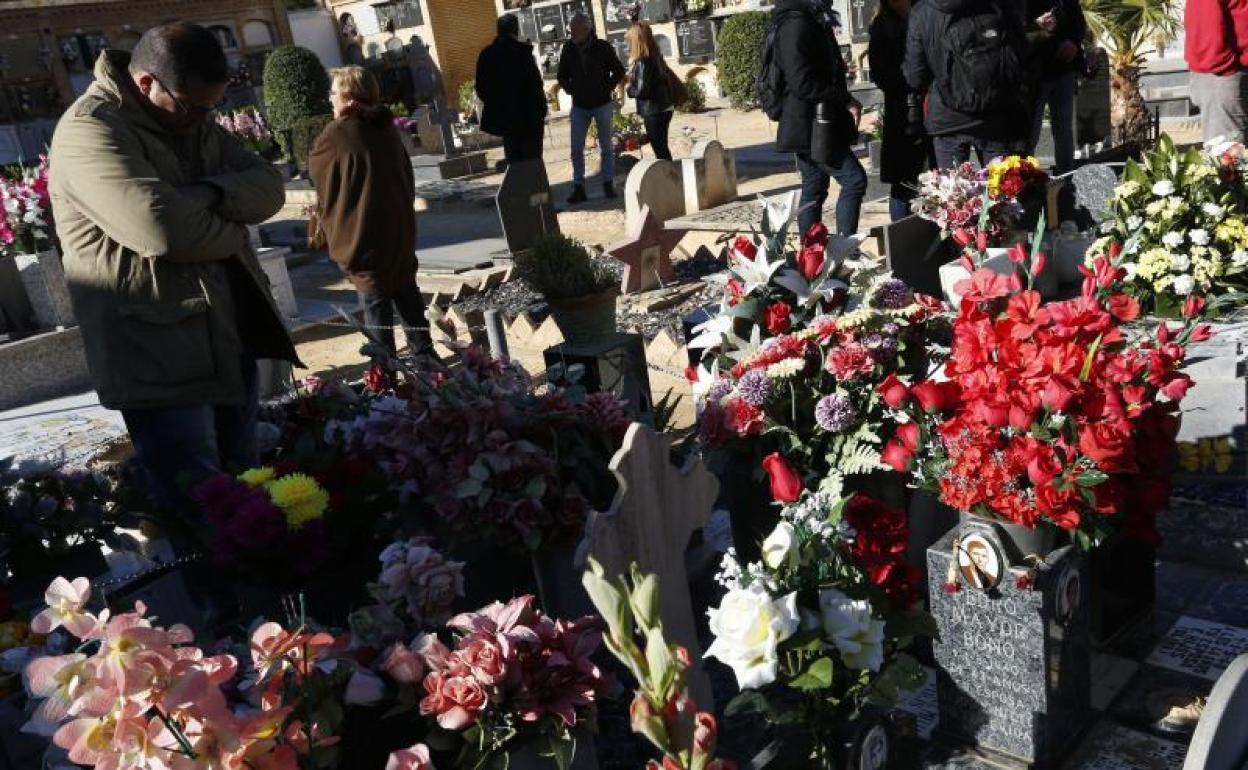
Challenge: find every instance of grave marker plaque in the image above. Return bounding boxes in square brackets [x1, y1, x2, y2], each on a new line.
[641, 0, 674, 22]
[496, 159, 561, 259]
[676, 18, 715, 62]
[847, 0, 872, 42]
[1147, 617, 1248, 681]
[561, 0, 592, 28]
[928, 529, 1091, 768]
[535, 5, 566, 42]
[604, 0, 634, 30]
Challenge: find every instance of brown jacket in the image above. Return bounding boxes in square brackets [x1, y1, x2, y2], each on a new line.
[309, 110, 417, 295]
[49, 51, 298, 410]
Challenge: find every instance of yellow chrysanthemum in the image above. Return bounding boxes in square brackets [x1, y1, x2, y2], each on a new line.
[266, 473, 330, 529]
[1137, 248, 1172, 281]
[238, 467, 276, 487]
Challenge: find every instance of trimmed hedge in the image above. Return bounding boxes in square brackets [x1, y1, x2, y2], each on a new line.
[714, 11, 769, 110]
[290, 114, 333, 170]
[263, 45, 332, 133]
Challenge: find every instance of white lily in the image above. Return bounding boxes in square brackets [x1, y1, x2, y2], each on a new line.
[724, 324, 764, 364]
[732, 240, 786, 295]
[688, 314, 735, 351]
[689, 360, 721, 403]
[759, 190, 799, 233]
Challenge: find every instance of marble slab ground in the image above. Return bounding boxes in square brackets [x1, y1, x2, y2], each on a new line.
[0, 390, 126, 470]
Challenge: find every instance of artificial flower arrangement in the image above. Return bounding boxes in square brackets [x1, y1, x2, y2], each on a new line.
[910, 155, 1048, 248]
[880, 232, 1212, 549]
[0, 155, 53, 257]
[613, 111, 649, 156]
[689, 192, 945, 500]
[216, 106, 280, 158]
[376, 595, 610, 770]
[702, 492, 931, 768]
[1090, 134, 1248, 314]
[582, 559, 736, 770]
[371, 537, 467, 630]
[328, 346, 628, 552]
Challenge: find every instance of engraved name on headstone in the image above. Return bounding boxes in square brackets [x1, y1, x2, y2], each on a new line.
[1147, 617, 1248, 682]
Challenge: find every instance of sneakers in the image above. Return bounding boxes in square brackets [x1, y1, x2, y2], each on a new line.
[566, 185, 588, 205]
[603, 181, 617, 199]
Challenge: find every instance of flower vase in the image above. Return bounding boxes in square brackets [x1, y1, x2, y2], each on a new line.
[548, 288, 618, 347]
[15, 245, 76, 329]
[1088, 532, 1155, 647]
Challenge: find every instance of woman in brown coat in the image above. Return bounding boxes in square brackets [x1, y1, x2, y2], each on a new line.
[310, 66, 435, 361]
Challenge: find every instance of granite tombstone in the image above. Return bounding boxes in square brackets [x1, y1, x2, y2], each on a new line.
[878, 214, 956, 297]
[496, 158, 561, 259]
[1057, 163, 1119, 232]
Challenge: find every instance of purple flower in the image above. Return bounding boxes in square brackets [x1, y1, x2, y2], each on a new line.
[814, 393, 858, 433]
[869, 279, 915, 310]
[864, 332, 900, 364]
[736, 370, 772, 407]
[707, 379, 733, 403]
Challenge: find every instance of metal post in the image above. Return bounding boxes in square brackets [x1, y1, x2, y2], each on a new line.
[484, 309, 509, 361]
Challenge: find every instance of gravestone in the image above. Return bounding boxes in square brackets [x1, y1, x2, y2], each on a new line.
[496, 159, 560, 259]
[675, 17, 715, 62]
[1147, 617, 1248, 682]
[1185, 654, 1248, 770]
[681, 140, 739, 215]
[605, 205, 686, 293]
[575, 422, 719, 709]
[1058, 163, 1119, 232]
[625, 159, 687, 233]
[15, 249, 75, 328]
[878, 214, 955, 297]
[928, 528, 1091, 768]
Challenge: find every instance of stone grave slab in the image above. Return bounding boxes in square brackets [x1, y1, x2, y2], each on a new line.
[681, 140, 738, 215]
[1064, 721, 1187, 770]
[1184, 654, 1248, 770]
[0, 326, 92, 412]
[574, 423, 719, 709]
[605, 205, 686, 293]
[881, 214, 956, 297]
[1090, 653, 1140, 711]
[1104, 664, 1214, 741]
[0, 391, 127, 469]
[257, 247, 298, 318]
[15, 249, 75, 328]
[624, 158, 687, 233]
[1147, 617, 1248, 681]
[927, 529, 1091, 768]
[1159, 499, 1248, 575]
[496, 159, 560, 258]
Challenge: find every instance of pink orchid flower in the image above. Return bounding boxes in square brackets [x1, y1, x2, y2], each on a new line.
[21, 653, 95, 736]
[31, 577, 102, 637]
[387, 742, 436, 770]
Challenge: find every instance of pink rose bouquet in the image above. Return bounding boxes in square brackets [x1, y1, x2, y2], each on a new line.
[372, 537, 466, 627]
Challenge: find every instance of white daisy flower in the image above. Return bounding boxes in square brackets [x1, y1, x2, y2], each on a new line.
[1233, 250, 1248, 266]
[1203, 202, 1225, 217]
[1170, 253, 1191, 272]
[1126, 215, 1144, 231]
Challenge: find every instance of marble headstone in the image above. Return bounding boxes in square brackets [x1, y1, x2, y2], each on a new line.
[928, 529, 1091, 768]
[1185, 654, 1248, 770]
[625, 158, 687, 233]
[496, 159, 560, 258]
[681, 140, 738, 215]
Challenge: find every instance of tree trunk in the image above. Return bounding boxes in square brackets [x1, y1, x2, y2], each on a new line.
[1110, 60, 1151, 147]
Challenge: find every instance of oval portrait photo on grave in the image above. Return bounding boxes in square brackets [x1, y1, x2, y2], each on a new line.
[1056, 566, 1081, 625]
[855, 723, 890, 770]
[957, 533, 1003, 592]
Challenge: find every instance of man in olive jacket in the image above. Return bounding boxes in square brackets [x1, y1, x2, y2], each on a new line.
[49, 24, 298, 513]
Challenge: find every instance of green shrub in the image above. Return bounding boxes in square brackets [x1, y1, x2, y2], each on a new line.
[263, 45, 331, 133]
[515, 234, 615, 300]
[678, 74, 707, 113]
[457, 79, 476, 117]
[714, 11, 769, 110]
[290, 114, 333, 170]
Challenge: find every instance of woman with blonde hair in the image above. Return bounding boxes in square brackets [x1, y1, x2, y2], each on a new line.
[625, 22, 674, 160]
[310, 66, 436, 364]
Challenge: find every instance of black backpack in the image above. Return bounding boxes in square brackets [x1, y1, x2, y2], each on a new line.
[755, 23, 784, 120]
[938, 1, 1023, 115]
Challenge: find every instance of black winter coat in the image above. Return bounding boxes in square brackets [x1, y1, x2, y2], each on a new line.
[903, 0, 1030, 137]
[627, 56, 674, 116]
[557, 37, 626, 110]
[772, 0, 856, 155]
[476, 35, 548, 138]
[1025, 0, 1087, 78]
[869, 13, 931, 185]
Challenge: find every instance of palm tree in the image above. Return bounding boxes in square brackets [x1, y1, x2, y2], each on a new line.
[1082, 0, 1181, 146]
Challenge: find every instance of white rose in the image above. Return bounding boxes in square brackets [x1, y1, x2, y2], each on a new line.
[705, 583, 800, 689]
[1233, 249, 1248, 266]
[1161, 231, 1184, 248]
[1152, 180, 1176, 197]
[818, 589, 886, 672]
[761, 521, 800, 571]
[1173, 274, 1196, 295]
[1190, 229, 1211, 246]
[1170, 253, 1192, 272]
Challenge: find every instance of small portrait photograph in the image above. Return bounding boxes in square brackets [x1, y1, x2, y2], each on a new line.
[957, 533, 1003, 591]
[857, 724, 889, 770]
[1056, 567, 1082, 624]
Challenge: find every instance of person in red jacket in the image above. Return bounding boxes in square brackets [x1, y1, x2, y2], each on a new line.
[1187, 0, 1248, 142]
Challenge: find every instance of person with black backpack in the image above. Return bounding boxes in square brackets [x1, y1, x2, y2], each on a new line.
[903, 0, 1031, 168]
[761, 0, 868, 237]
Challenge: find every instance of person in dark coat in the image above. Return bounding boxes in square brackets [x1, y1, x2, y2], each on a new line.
[310, 66, 434, 362]
[625, 21, 674, 160]
[476, 14, 548, 163]
[1025, 0, 1086, 173]
[772, 0, 868, 237]
[903, 0, 1031, 168]
[869, 0, 932, 221]
[558, 12, 627, 204]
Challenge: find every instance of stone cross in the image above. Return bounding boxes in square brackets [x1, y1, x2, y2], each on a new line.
[605, 205, 686, 293]
[575, 423, 719, 708]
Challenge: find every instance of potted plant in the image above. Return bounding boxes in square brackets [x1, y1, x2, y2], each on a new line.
[516, 234, 619, 347]
[1, 156, 65, 330]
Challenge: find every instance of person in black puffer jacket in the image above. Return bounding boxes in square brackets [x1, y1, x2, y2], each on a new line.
[625, 22, 674, 160]
[558, 13, 627, 204]
[772, 0, 868, 237]
[869, 0, 932, 221]
[903, 0, 1032, 168]
[476, 14, 549, 164]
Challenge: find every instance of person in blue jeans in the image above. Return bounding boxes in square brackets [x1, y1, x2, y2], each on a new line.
[770, 0, 868, 237]
[557, 13, 626, 205]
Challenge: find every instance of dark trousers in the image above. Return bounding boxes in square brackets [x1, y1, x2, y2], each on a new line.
[795, 149, 869, 237]
[889, 183, 916, 222]
[933, 132, 1024, 169]
[503, 130, 544, 163]
[121, 355, 259, 516]
[359, 282, 434, 358]
[1029, 72, 1077, 174]
[644, 110, 674, 160]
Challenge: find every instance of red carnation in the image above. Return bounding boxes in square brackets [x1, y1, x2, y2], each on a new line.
[727, 399, 766, 437]
[761, 452, 803, 503]
[827, 344, 875, 381]
[765, 302, 793, 335]
[877, 373, 911, 409]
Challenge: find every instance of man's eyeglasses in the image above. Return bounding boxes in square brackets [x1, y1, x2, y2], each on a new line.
[153, 77, 227, 117]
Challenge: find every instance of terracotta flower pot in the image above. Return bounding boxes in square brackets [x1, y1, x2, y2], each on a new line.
[548, 288, 618, 347]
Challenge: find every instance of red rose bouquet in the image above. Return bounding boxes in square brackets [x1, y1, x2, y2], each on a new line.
[881, 237, 1212, 548]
